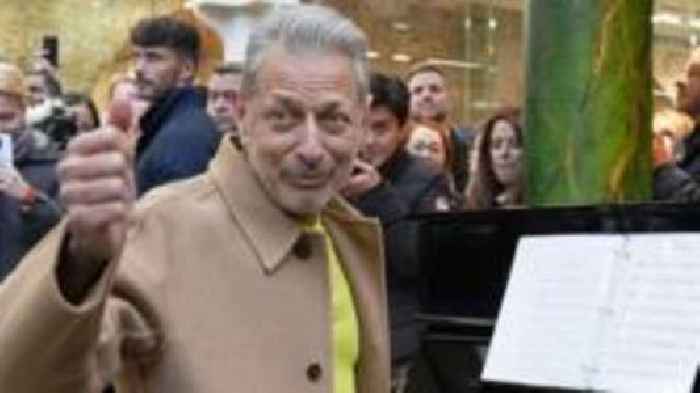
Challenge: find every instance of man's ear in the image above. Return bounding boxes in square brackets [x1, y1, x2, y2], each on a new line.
[234, 94, 247, 124]
[234, 95, 250, 147]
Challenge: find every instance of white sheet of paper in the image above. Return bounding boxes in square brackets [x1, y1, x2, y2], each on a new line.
[0, 134, 12, 167]
[598, 234, 700, 393]
[482, 235, 617, 390]
[482, 233, 700, 393]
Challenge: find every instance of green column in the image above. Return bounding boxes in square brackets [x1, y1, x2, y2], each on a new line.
[525, 0, 653, 206]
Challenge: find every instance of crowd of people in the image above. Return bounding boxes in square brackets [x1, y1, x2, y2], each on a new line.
[0, 3, 699, 393]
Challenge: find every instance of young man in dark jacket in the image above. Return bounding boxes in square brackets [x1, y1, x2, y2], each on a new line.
[342, 72, 453, 393]
[0, 63, 60, 280]
[654, 48, 700, 201]
[130, 16, 221, 195]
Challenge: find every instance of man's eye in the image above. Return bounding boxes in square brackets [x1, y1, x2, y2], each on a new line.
[320, 112, 351, 128]
[332, 113, 351, 124]
[265, 110, 287, 121]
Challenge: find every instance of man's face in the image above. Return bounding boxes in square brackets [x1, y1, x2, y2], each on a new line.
[362, 106, 404, 168]
[0, 93, 25, 135]
[132, 46, 191, 101]
[237, 47, 365, 216]
[407, 71, 450, 123]
[25, 74, 47, 108]
[208, 72, 242, 134]
[680, 63, 700, 118]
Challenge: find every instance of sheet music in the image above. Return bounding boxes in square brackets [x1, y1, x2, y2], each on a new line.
[482, 235, 618, 389]
[598, 234, 700, 393]
[483, 233, 700, 393]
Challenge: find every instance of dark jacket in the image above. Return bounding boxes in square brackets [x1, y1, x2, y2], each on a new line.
[451, 126, 475, 194]
[136, 86, 221, 195]
[353, 150, 453, 362]
[654, 122, 700, 202]
[0, 131, 61, 280]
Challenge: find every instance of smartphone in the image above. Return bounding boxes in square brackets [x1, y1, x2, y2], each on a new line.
[42, 35, 59, 68]
[0, 134, 13, 167]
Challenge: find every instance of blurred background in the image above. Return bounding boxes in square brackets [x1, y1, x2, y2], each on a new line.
[0, 0, 697, 122]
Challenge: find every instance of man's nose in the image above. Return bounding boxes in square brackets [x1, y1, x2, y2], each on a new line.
[297, 116, 324, 169]
[133, 57, 146, 75]
[364, 131, 377, 147]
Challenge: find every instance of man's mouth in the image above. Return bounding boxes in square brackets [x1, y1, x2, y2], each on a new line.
[135, 79, 153, 89]
[290, 175, 329, 189]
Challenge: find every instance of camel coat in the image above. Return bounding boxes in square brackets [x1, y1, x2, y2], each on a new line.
[0, 138, 390, 393]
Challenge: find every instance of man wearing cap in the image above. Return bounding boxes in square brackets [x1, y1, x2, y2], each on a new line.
[654, 48, 700, 201]
[0, 62, 61, 280]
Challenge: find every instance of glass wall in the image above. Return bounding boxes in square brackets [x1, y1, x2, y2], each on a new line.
[0, 0, 698, 122]
[319, 0, 700, 125]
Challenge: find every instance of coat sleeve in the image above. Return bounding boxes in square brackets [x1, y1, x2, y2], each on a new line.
[353, 181, 420, 282]
[0, 223, 160, 393]
[354, 180, 409, 225]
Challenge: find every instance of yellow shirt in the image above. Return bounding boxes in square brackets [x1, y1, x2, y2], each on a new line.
[300, 216, 360, 393]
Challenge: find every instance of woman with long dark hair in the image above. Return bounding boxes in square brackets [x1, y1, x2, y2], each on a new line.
[465, 111, 524, 209]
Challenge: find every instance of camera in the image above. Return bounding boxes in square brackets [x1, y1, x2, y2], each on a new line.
[27, 98, 77, 150]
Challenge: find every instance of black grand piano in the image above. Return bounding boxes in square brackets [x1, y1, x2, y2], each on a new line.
[414, 203, 700, 393]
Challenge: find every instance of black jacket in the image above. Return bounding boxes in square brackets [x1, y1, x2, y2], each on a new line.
[0, 133, 61, 280]
[353, 151, 453, 362]
[136, 87, 221, 195]
[451, 125, 475, 194]
[654, 122, 700, 202]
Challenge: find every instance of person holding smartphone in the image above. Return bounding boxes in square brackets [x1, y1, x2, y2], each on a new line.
[0, 62, 61, 280]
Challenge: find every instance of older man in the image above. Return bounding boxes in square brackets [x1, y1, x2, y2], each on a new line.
[0, 62, 60, 280]
[0, 5, 389, 393]
[654, 48, 700, 201]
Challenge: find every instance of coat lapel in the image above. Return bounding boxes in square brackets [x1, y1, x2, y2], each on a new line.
[208, 138, 301, 274]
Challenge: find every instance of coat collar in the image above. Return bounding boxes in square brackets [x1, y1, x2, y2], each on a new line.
[208, 137, 374, 274]
[137, 86, 207, 157]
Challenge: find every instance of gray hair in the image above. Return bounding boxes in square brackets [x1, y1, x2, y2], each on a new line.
[240, 5, 369, 103]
